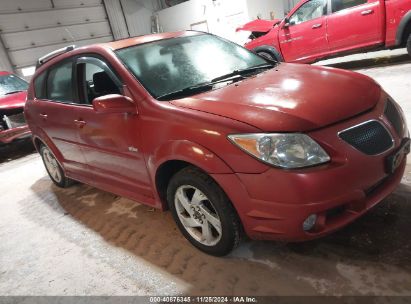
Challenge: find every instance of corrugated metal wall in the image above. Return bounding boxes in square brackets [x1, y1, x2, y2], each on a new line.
[0, 0, 113, 74]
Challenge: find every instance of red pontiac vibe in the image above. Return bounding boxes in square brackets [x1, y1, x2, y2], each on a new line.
[238, 0, 411, 63]
[25, 31, 409, 256]
[0, 71, 31, 145]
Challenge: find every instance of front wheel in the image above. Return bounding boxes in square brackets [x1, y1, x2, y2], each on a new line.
[167, 167, 242, 256]
[257, 51, 276, 61]
[40, 145, 73, 188]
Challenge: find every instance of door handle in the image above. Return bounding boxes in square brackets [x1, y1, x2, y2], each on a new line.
[74, 119, 86, 128]
[361, 9, 374, 15]
[39, 113, 48, 119]
[312, 23, 322, 29]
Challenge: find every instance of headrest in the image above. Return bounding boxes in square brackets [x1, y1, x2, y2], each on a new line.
[93, 72, 118, 94]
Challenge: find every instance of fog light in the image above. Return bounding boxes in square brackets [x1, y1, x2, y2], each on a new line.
[303, 214, 317, 231]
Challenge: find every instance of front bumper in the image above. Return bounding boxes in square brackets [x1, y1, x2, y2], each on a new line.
[212, 95, 408, 241]
[0, 125, 31, 145]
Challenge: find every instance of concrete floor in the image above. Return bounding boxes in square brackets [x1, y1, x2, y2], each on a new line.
[1, 51, 411, 296]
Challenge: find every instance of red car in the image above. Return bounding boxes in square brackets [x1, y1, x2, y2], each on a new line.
[0, 71, 31, 146]
[25, 31, 409, 256]
[238, 0, 411, 63]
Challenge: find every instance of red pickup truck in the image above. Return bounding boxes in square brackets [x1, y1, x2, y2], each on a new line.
[238, 0, 411, 63]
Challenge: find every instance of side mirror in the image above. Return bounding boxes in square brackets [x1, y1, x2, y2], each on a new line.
[92, 94, 137, 114]
[283, 17, 294, 28]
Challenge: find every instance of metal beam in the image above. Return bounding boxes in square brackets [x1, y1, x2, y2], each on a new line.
[0, 34, 13, 72]
[103, 0, 130, 40]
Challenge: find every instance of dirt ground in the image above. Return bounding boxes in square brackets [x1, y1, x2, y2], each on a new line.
[1, 52, 411, 296]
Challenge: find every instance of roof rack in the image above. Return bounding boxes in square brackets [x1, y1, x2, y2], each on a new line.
[36, 45, 76, 68]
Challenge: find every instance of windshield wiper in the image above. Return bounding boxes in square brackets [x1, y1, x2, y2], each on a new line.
[211, 63, 275, 83]
[5, 90, 25, 95]
[157, 76, 244, 101]
[157, 64, 274, 101]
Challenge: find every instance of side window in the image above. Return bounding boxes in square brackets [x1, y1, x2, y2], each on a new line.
[47, 61, 74, 102]
[34, 72, 47, 99]
[332, 0, 368, 13]
[289, 0, 327, 25]
[81, 62, 120, 104]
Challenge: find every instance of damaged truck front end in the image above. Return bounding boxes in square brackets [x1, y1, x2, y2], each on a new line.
[236, 18, 283, 62]
[236, 18, 281, 40]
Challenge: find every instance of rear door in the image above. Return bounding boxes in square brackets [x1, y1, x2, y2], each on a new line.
[74, 56, 153, 199]
[279, 0, 329, 62]
[31, 58, 87, 173]
[326, 0, 384, 52]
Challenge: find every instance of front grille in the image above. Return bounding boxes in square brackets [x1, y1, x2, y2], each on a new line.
[0, 108, 26, 130]
[339, 121, 393, 155]
[384, 99, 403, 136]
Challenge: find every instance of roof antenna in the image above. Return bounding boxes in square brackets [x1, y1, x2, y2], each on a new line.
[65, 28, 76, 43]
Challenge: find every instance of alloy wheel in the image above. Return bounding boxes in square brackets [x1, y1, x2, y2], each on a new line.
[174, 185, 222, 246]
[42, 148, 62, 183]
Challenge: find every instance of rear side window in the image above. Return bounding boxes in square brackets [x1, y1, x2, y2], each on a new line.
[47, 61, 74, 102]
[34, 72, 47, 99]
[332, 0, 367, 13]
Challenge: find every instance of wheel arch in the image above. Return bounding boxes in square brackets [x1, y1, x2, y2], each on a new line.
[149, 140, 234, 209]
[396, 10, 411, 46]
[32, 135, 66, 172]
[253, 45, 284, 62]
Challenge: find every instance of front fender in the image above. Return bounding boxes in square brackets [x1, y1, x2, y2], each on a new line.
[148, 140, 234, 175]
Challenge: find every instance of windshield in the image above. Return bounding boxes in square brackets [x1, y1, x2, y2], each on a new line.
[0, 74, 28, 96]
[116, 33, 269, 99]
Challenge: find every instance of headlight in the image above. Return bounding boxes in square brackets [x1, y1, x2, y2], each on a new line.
[228, 133, 330, 169]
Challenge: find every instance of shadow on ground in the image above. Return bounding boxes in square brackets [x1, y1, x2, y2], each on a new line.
[323, 53, 411, 70]
[25, 167, 411, 295]
[0, 139, 36, 164]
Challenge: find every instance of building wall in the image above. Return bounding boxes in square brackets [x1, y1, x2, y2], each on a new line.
[157, 0, 263, 44]
[284, 0, 301, 14]
[247, 0, 285, 20]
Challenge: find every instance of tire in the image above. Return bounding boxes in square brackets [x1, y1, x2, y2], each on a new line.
[167, 166, 242, 256]
[407, 34, 411, 57]
[257, 51, 277, 61]
[40, 145, 73, 188]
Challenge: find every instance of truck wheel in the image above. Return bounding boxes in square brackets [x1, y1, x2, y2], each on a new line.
[258, 51, 276, 61]
[40, 145, 74, 188]
[167, 166, 242, 256]
[407, 34, 411, 57]
[256, 48, 284, 63]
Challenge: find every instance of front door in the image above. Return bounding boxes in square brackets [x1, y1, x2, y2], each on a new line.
[327, 0, 384, 52]
[74, 56, 153, 200]
[279, 0, 329, 62]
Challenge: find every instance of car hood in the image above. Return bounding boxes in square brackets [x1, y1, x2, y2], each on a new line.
[170, 63, 381, 132]
[0, 91, 27, 110]
[236, 19, 281, 33]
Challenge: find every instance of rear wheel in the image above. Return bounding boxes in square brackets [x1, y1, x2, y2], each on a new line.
[167, 166, 242, 256]
[40, 145, 73, 188]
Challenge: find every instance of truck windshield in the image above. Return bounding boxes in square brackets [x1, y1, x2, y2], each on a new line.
[0, 74, 28, 96]
[116, 33, 270, 100]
